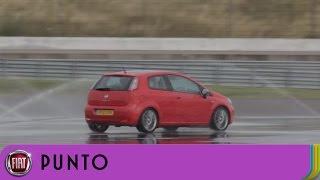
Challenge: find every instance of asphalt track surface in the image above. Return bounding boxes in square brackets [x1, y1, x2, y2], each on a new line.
[0, 89, 320, 145]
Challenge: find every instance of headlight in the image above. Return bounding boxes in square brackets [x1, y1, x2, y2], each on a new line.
[227, 98, 232, 105]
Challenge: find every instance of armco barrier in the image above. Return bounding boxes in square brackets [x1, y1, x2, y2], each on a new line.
[1, 59, 320, 89]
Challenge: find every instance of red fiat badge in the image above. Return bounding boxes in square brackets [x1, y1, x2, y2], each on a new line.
[6, 150, 32, 176]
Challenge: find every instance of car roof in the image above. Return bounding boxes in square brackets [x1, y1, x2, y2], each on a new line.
[103, 70, 183, 77]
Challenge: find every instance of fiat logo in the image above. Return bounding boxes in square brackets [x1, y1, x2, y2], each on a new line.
[6, 150, 32, 176]
[103, 95, 109, 100]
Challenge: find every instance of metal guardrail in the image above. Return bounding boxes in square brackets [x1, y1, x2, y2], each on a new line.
[1, 59, 320, 89]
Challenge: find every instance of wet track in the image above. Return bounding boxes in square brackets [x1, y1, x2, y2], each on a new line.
[1, 87, 320, 145]
[1, 116, 320, 144]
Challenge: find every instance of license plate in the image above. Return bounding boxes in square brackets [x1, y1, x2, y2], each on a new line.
[96, 109, 114, 116]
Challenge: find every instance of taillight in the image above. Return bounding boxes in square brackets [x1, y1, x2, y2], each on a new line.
[129, 77, 138, 91]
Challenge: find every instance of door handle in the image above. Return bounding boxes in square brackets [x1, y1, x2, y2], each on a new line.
[176, 97, 182, 99]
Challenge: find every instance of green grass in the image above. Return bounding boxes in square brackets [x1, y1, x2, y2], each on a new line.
[0, 78, 319, 99]
[211, 85, 320, 99]
[0, 0, 318, 37]
[0, 78, 67, 94]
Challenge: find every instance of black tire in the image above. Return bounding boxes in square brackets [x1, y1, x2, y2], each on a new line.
[210, 107, 229, 131]
[136, 108, 158, 133]
[136, 125, 143, 132]
[88, 123, 109, 133]
[164, 127, 178, 131]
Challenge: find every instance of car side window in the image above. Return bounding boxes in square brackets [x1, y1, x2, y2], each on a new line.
[167, 75, 200, 94]
[148, 76, 170, 90]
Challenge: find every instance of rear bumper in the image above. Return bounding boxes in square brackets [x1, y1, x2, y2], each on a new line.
[85, 104, 140, 126]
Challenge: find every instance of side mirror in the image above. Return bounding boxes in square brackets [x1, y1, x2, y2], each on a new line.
[201, 88, 210, 98]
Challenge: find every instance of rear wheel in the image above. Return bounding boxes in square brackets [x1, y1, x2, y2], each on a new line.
[210, 107, 229, 131]
[137, 109, 158, 133]
[88, 123, 109, 133]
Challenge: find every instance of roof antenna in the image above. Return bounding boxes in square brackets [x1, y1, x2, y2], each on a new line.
[122, 67, 127, 74]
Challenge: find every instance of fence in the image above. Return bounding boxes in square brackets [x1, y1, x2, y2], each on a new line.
[1, 59, 320, 89]
[2, 37, 320, 55]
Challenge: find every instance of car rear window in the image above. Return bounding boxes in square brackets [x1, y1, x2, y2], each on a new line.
[93, 75, 133, 91]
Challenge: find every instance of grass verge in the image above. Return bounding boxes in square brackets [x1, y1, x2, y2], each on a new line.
[0, 78, 67, 94]
[0, 78, 319, 99]
[212, 85, 320, 99]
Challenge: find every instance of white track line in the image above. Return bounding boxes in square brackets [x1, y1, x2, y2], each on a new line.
[237, 115, 320, 119]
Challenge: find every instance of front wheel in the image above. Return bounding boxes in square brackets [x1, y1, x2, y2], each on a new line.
[88, 123, 109, 133]
[136, 109, 158, 133]
[210, 107, 229, 131]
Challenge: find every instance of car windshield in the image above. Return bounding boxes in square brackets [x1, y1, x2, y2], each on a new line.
[93, 75, 133, 91]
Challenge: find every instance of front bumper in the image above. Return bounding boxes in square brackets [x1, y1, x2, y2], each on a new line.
[228, 105, 235, 124]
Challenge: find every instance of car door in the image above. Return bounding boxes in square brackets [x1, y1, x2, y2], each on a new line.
[147, 75, 179, 124]
[167, 75, 212, 124]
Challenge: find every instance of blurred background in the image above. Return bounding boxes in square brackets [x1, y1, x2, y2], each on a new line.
[0, 0, 319, 38]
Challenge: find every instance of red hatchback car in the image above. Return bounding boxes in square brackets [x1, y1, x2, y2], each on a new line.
[85, 70, 235, 133]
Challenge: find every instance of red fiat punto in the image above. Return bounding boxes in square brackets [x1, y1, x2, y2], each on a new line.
[85, 70, 234, 133]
